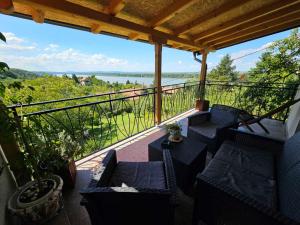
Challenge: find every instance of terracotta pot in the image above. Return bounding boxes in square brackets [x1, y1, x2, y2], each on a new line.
[58, 159, 76, 189]
[195, 100, 209, 111]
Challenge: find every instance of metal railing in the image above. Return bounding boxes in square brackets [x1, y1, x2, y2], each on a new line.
[10, 81, 299, 160]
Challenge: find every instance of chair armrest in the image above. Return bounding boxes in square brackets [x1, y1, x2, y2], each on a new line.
[163, 149, 177, 204]
[194, 174, 297, 225]
[89, 150, 117, 188]
[188, 111, 210, 126]
[80, 186, 172, 206]
[224, 129, 284, 154]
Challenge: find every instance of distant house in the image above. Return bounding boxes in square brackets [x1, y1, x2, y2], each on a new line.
[79, 77, 92, 86]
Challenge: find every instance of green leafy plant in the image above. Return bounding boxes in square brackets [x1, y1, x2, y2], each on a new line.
[165, 122, 181, 132]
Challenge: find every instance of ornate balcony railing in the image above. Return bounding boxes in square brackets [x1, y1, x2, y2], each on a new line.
[8, 81, 299, 160]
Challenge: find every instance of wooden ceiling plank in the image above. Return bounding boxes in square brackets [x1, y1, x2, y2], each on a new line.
[148, 0, 196, 28]
[192, 0, 300, 41]
[31, 8, 44, 23]
[213, 18, 300, 50]
[173, 0, 252, 35]
[13, 0, 203, 49]
[105, 0, 125, 16]
[203, 7, 300, 46]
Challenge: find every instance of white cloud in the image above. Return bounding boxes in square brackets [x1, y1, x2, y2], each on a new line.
[0, 32, 36, 51]
[0, 33, 128, 71]
[229, 42, 274, 71]
[44, 43, 59, 51]
[177, 60, 182, 65]
[3, 32, 24, 43]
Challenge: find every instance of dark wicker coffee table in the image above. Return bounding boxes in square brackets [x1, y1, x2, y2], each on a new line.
[148, 134, 207, 193]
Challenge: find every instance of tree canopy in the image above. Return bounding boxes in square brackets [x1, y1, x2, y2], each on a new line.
[208, 54, 238, 82]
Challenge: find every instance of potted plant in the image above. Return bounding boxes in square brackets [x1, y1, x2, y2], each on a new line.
[39, 130, 82, 189]
[165, 122, 182, 142]
[0, 32, 63, 224]
[195, 84, 209, 111]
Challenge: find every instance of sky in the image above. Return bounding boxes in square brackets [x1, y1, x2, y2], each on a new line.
[0, 14, 296, 73]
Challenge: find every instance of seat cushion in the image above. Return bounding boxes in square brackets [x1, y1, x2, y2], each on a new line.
[201, 158, 276, 209]
[110, 161, 166, 189]
[189, 121, 219, 139]
[215, 141, 275, 179]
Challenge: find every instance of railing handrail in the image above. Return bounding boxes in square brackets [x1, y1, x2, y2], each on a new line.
[7, 81, 200, 109]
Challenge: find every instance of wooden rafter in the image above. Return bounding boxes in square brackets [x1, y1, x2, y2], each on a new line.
[90, 23, 102, 34]
[128, 32, 139, 40]
[148, 0, 195, 28]
[31, 8, 44, 23]
[173, 0, 251, 35]
[192, 0, 299, 42]
[213, 18, 300, 50]
[13, 0, 203, 50]
[0, 0, 14, 13]
[104, 0, 125, 16]
[202, 7, 300, 46]
[210, 13, 300, 47]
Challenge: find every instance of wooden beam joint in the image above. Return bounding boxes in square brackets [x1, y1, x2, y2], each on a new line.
[91, 23, 102, 34]
[31, 8, 45, 24]
[0, 0, 14, 13]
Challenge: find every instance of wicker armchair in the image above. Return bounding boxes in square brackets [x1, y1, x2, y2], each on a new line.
[188, 104, 240, 154]
[80, 149, 176, 225]
[193, 130, 300, 225]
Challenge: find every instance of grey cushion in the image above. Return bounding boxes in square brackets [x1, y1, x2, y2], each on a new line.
[215, 141, 275, 179]
[277, 132, 300, 221]
[210, 104, 239, 126]
[201, 158, 276, 209]
[110, 161, 166, 189]
[189, 121, 219, 139]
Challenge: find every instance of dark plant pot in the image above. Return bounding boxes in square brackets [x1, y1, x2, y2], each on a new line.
[195, 100, 209, 111]
[58, 159, 76, 189]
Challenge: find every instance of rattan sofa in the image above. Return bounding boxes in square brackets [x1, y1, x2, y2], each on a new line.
[80, 149, 176, 225]
[193, 130, 300, 225]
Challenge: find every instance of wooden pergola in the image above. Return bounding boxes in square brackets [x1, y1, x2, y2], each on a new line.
[1, 0, 300, 124]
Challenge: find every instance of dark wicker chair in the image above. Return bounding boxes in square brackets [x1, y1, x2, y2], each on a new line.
[193, 130, 300, 225]
[188, 104, 240, 154]
[80, 149, 176, 225]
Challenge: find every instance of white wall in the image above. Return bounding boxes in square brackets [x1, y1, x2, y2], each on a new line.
[286, 87, 300, 138]
[0, 145, 17, 225]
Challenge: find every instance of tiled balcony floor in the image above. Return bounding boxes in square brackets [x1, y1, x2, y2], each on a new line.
[45, 110, 198, 225]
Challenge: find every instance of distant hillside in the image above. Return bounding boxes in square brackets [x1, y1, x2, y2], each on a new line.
[34, 71, 199, 78]
[0, 68, 39, 80]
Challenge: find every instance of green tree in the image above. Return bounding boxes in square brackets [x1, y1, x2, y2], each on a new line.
[242, 29, 300, 118]
[208, 54, 238, 82]
[72, 74, 79, 84]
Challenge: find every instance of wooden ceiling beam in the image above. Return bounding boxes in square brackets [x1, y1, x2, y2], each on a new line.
[192, 0, 299, 42]
[0, 0, 14, 13]
[202, 7, 300, 46]
[13, 0, 203, 49]
[213, 18, 300, 50]
[90, 23, 102, 34]
[148, 0, 196, 28]
[104, 0, 125, 16]
[173, 0, 251, 35]
[31, 8, 44, 23]
[128, 32, 139, 40]
[210, 13, 300, 47]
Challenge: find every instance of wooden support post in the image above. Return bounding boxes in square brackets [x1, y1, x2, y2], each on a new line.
[154, 42, 162, 125]
[195, 50, 209, 111]
[199, 50, 208, 99]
